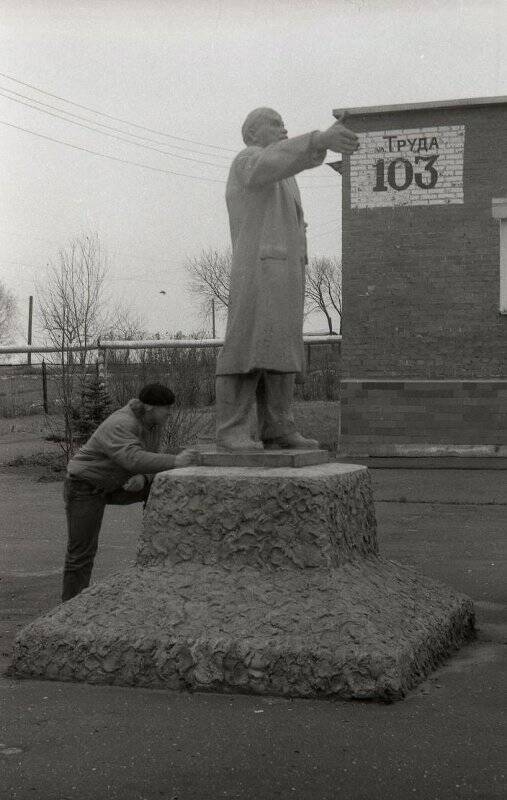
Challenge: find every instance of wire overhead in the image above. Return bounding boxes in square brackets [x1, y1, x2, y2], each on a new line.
[0, 118, 227, 184]
[0, 71, 340, 187]
[0, 70, 238, 153]
[0, 88, 229, 169]
[0, 85, 233, 163]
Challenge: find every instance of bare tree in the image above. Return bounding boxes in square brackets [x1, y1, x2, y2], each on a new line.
[36, 233, 110, 457]
[305, 256, 342, 335]
[0, 281, 17, 344]
[38, 233, 108, 361]
[106, 305, 146, 342]
[186, 249, 343, 336]
[185, 248, 231, 328]
[103, 305, 147, 370]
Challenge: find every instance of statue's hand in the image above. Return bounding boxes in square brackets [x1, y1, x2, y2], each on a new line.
[316, 114, 359, 155]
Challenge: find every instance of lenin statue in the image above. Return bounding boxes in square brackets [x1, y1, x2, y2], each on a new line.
[216, 108, 359, 452]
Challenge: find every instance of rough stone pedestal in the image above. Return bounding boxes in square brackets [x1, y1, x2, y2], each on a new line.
[11, 463, 474, 701]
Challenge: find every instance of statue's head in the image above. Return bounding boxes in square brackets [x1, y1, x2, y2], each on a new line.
[241, 108, 288, 147]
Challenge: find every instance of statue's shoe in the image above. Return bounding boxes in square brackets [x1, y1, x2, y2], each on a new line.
[263, 432, 319, 450]
[217, 436, 264, 452]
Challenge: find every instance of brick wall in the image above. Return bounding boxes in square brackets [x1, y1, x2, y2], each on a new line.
[341, 103, 507, 380]
[341, 380, 507, 446]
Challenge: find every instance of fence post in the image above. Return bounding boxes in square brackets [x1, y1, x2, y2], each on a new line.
[27, 295, 33, 367]
[97, 339, 108, 393]
[41, 359, 48, 414]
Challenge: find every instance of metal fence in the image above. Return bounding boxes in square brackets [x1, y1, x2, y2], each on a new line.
[0, 336, 342, 417]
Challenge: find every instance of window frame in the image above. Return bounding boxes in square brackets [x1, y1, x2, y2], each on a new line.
[492, 198, 507, 315]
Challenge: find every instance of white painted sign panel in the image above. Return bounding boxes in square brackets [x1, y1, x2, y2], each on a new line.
[350, 125, 465, 209]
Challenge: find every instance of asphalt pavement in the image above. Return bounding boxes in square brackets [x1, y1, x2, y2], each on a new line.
[0, 461, 506, 800]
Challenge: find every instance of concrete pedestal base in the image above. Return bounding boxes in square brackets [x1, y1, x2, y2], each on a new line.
[11, 464, 474, 701]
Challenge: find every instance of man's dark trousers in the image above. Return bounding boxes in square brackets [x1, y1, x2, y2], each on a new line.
[62, 476, 150, 602]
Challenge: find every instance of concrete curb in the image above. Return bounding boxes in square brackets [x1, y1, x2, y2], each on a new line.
[340, 444, 507, 458]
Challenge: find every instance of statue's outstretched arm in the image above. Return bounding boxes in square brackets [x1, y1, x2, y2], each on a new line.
[237, 133, 327, 188]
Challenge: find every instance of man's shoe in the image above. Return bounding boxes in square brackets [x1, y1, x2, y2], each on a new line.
[217, 436, 264, 452]
[263, 432, 319, 450]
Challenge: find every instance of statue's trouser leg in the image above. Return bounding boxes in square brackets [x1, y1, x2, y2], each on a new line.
[257, 371, 297, 441]
[216, 372, 260, 445]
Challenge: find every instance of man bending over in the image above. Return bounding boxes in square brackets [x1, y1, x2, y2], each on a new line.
[62, 382, 194, 601]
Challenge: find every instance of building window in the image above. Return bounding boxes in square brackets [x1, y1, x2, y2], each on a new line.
[492, 198, 507, 315]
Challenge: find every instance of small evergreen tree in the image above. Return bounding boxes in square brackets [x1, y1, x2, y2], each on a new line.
[75, 363, 112, 439]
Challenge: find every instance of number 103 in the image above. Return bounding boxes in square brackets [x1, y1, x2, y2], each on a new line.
[373, 155, 439, 192]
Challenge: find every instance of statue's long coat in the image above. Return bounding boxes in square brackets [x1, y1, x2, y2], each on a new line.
[216, 132, 326, 375]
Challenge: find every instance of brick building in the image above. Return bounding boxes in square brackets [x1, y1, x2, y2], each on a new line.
[337, 96, 507, 451]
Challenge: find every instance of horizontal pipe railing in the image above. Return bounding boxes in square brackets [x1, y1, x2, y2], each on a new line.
[0, 334, 341, 356]
[101, 337, 223, 350]
[0, 343, 96, 355]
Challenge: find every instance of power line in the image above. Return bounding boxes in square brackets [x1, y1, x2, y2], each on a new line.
[0, 89, 228, 170]
[0, 85, 233, 164]
[1, 115, 342, 190]
[0, 118, 227, 184]
[0, 73, 341, 186]
[0, 70, 238, 153]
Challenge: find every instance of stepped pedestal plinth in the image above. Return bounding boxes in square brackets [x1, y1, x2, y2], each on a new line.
[194, 445, 331, 468]
[11, 456, 474, 701]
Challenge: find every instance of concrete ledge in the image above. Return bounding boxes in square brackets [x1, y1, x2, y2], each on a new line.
[195, 447, 330, 468]
[340, 444, 507, 458]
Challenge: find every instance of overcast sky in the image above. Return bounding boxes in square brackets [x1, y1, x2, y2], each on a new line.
[1, 0, 505, 345]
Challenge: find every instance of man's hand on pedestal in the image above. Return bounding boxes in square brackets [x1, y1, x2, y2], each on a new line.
[174, 449, 198, 468]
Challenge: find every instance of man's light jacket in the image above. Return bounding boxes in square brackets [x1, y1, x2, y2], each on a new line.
[67, 399, 175, 491]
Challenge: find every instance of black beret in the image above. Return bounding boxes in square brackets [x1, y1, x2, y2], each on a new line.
[138, 383, 175, 406]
